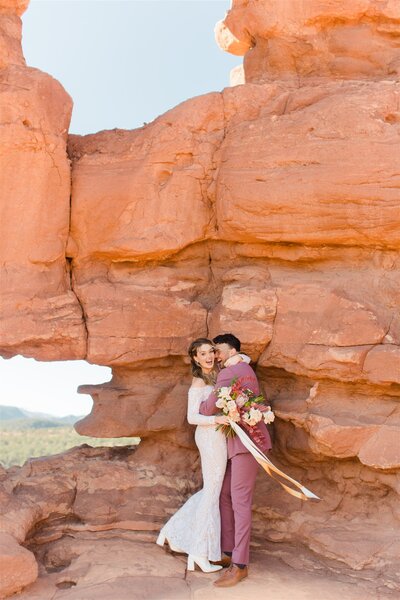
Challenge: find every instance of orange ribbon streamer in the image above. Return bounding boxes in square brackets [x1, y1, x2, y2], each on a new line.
[229, 420, 320, 502]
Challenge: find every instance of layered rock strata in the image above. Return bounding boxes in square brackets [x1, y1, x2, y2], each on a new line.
[0, 0, 85, 361]
[0, 0, 399, 597]
[216, 0, 400, 84]
[0, 448, 393, 600]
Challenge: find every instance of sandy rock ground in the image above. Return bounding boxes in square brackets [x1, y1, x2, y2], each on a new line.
[1, 0, 400, 598]
[15, 533, 396, 600]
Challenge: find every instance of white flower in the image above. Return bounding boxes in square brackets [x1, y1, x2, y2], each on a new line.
[263, 410, 275, 424]
[218, 387, 232, 400]
[236, 394, 247, 408]
[216, 398, 226, 409]
[241, 408, 263, 427]
[226, 400, 237, 411]
[229, 409, 241, 423]
[249, 408, 262, 424]
[242, 412, 257, 427]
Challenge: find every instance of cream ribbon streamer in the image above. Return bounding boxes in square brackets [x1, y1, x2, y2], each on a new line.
[229, 420, 320, 502]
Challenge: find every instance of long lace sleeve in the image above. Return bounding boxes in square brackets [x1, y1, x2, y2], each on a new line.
[187, 388, 216, 425]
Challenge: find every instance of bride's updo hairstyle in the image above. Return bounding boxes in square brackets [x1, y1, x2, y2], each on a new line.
[188, 338, 217, 386]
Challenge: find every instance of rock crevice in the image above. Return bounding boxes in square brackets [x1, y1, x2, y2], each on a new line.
[0, 0, 399, 597]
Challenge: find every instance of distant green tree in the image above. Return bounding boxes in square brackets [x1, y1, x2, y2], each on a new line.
[0, 426, 139, 468]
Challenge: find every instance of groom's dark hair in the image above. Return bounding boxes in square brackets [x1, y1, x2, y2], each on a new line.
[213, 333, 241, 352]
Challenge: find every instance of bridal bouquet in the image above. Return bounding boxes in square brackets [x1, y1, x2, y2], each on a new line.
[215, 377, 275, 438]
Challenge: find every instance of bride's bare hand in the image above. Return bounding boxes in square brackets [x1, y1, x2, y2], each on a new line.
[215, 415, 230, 425]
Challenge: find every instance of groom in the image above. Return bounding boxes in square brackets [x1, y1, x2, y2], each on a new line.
[199, 333, 272, 588]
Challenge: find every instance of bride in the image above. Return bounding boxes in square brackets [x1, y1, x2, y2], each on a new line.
[156, 337, 230, 573]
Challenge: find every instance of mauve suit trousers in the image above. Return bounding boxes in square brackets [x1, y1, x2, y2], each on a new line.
[220, 452, 259, 565]
[200, 362, 272, 566]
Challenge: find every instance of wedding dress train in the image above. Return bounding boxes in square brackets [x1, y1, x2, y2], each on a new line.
[156, 384, 227, 565]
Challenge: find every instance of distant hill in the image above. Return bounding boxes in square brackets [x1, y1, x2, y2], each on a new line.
[0, 406, 140, 469]
[0, 406, 26, 420]
[0, 425, 139, 469]
[0, 405, 83, 430]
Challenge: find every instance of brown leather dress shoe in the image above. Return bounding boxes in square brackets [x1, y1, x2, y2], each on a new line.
[213, 564, 248, 587]
[211, 554, 232, 568]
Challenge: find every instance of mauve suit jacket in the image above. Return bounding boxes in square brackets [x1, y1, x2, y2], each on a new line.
[199, 361, 272, 459]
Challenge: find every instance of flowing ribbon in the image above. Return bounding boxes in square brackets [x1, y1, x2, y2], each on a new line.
[229, 420, 320, 502]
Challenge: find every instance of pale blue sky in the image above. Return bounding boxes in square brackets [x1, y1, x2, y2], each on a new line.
[0, 0, 238, 417]
[22, 0, 237, 134]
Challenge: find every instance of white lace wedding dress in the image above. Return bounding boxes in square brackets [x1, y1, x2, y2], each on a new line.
[157, 384, 227, 561]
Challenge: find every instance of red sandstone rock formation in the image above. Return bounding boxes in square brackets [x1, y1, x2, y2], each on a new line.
[0, 0, 399, 597]
[216, 0, 400, 84]
[0, 0, 85, 362]
[0, 447, 388, 600]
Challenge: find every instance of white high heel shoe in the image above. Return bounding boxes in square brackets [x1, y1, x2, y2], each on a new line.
[156, 532, 184, 554]
[187, 555, 223, 573]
